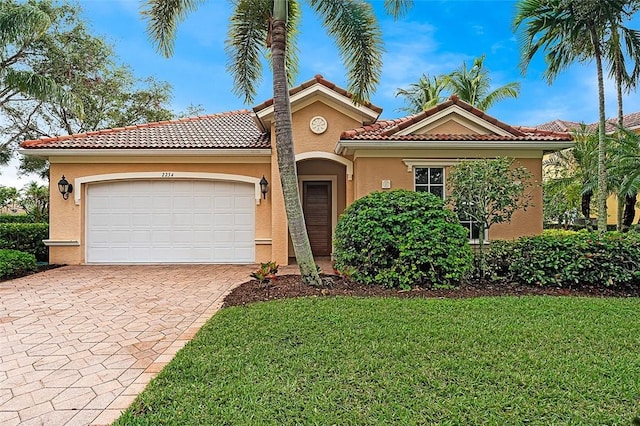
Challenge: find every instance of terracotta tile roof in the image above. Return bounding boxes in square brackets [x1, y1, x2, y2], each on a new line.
[536, 110, 640, 134]
[341, 95, 572, 142]
[20, 110, 270, 150]
[252, 74, 384, 114]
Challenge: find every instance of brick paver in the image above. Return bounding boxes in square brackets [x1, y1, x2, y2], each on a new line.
[0, 265, 252, 425]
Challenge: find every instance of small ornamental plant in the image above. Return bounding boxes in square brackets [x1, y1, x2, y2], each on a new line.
[250, 261, 279, 286]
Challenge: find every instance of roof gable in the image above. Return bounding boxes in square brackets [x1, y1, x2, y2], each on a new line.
[253, 75, 382, 129]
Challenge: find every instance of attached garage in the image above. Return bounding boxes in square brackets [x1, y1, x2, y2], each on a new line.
[86, 180, 255, 263]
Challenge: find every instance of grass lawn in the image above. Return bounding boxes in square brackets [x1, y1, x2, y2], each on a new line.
[116, 296, 640, 425]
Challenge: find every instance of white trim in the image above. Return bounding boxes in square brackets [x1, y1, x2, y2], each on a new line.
[295, 151, 353, 180]
[19, 148, 271, 158]
[43, 239, 80, 247]
[255, 238, 272, 245]
[403, 158, 482, 172]
[336, 140, 574, 154]
[397, 105, 513, 137]
[74, 172, 264, 205]
[298, 175, 338, 252]
[255, 83, 379, 122]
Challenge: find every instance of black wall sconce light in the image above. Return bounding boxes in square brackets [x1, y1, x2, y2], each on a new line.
[58, 175, 73, 200]
[259, 176, 269, 199]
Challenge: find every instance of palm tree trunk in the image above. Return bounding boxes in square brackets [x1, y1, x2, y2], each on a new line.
[616, 48, 624, 231]
[622, 194, 636, 231]
[271, 0, 322, 286]
[582, 190, 592, 230]
[591, 26, 608, 233]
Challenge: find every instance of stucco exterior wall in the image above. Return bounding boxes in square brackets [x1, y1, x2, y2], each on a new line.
[352, 154, 543, 241]
[48, 160, 272, 265]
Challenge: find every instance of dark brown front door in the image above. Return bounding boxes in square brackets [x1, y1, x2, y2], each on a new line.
[303, 181, 332, 256]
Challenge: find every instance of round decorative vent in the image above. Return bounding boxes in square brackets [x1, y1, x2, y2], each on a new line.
[309, 116, 328, 134]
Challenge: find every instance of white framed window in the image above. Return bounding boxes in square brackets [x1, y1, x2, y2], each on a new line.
[413, 166, 486, 242]
[414, 167, 445, 199]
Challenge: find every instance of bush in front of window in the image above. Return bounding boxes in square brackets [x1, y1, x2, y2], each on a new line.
[333, 190, 473, 289]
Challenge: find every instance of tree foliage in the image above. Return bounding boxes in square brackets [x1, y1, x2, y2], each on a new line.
[0, 0, 192, 179]
[447, 158, 534, 276]
[395, 55, 520, 114]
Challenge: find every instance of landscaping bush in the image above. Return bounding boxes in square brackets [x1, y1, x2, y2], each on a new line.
[0, 249, 37, 279]
[476, 239, 518, 280]
[333, 190, 473, 289]
[0, 214, 31, 223]
[509, 230, 640, 287]
[0, 223, 49, 262]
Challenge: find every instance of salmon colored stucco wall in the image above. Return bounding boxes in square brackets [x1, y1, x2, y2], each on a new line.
[352, 154, 543, 241]
[270, 101, 362, 264]
[48, 160, 271, 265]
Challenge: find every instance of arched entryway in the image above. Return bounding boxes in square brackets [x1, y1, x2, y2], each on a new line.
[292, 154, 351, 258]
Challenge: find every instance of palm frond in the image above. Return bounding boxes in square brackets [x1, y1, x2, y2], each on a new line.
[383, 0, 413, 19]
[141, 0, 205, 58]
[308, 0, 383, 104]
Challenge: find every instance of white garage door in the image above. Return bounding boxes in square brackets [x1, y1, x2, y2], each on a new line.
[87, 180, 255, 263]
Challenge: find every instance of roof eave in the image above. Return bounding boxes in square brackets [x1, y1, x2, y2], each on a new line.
[19, 148, 272, 158]
[335, 139, 575, 155]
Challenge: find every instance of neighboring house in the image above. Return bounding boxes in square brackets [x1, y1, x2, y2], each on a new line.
[20, 75, 573, 266]
[538, 112, 640, 225]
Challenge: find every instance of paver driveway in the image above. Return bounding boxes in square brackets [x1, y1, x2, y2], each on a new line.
[0, 264, 253, 425]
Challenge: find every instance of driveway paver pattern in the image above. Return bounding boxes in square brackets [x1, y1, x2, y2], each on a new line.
[0, 264, 252, 425]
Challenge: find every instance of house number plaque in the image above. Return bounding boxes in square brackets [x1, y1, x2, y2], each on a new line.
[161, 172, 175, 177]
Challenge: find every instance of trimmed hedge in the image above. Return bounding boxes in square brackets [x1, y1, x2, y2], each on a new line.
[0, 223, 49, 262]
[487, 230, 640, 288]
[0, 214, 31, 223]
[0, 249, 37, 280]
[333, 190, 473, 289]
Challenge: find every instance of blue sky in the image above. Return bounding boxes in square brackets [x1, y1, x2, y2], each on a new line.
[3, 0, 640, 187]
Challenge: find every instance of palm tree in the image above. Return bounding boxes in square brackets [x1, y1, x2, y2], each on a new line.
[395, 74, 448, 114]
[603, 16, 640, 229]
[514, 0, 634, 233]
[143, 0, 412, 286]
[444, 55, 520, 111]
[544, 125, 599, 228]
[610, 127, 640, 230]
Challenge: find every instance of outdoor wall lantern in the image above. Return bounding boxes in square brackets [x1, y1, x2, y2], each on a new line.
[260, 176, 269, 199]
[58, 175, 73, 200]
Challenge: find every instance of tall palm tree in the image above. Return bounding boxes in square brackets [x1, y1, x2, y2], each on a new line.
[603, 16, 640, 228]
[395, 74, 448, 114]
[143, 0, 412, 286]
[514, 0, 633, 233]
[444, 55, 520, 111]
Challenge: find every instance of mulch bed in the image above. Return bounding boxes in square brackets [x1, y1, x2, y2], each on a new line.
[222, 274, 640, 308]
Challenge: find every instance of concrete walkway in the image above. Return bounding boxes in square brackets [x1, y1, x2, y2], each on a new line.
[0, 265, 253, 425]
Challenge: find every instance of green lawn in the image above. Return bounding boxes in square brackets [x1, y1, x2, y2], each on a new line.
[116, 296, 640, 425]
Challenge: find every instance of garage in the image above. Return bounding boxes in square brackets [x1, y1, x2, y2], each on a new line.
[86, 180, 255, 263]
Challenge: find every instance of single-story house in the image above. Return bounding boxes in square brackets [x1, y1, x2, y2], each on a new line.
[20, 75, 573, 265]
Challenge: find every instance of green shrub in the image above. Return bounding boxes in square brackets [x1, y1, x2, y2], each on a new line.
[0, 214, 31, 223]
[0, 249, 37, 279]
[476, 239, 518, 280]
[0, 223, 49, 262]
[509, 231, 640, 287]
[333, 190, 473, 289]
